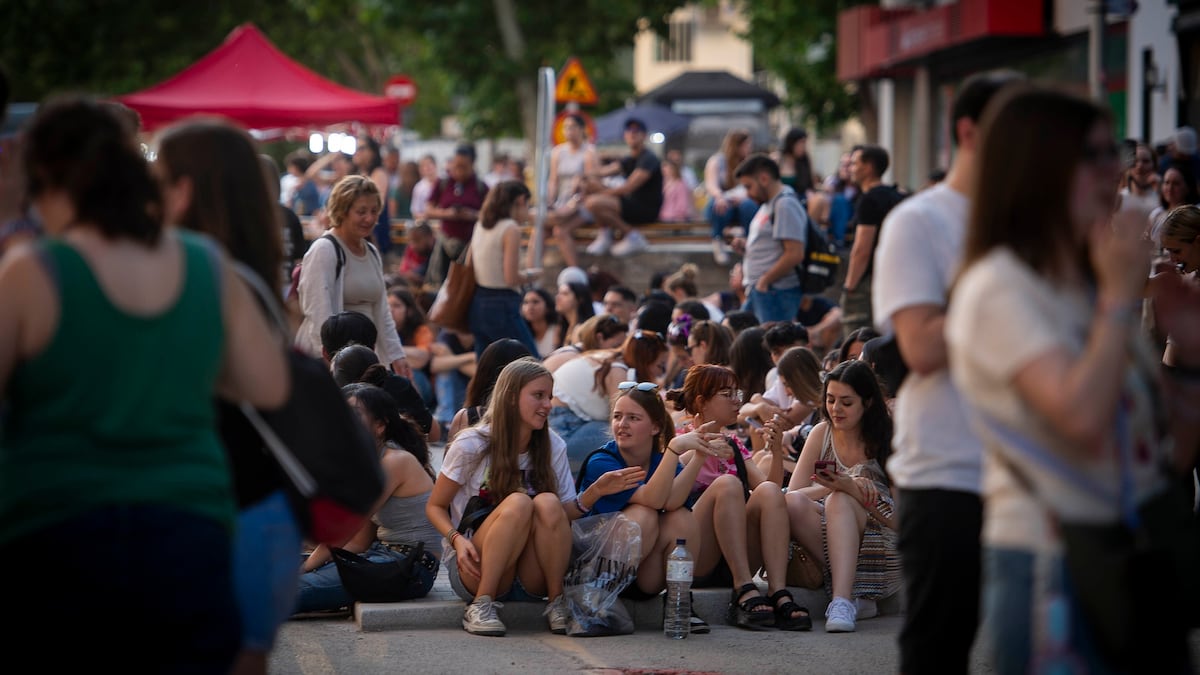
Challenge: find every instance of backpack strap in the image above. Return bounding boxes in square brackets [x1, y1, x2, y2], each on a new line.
[575, 446, 623, 492]
[321, 233, 347, 280]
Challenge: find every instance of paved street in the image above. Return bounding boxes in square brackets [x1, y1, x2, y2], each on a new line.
[270, 614, 937, 674]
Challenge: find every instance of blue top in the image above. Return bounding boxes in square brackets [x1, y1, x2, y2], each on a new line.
[577, 440, 681, 514]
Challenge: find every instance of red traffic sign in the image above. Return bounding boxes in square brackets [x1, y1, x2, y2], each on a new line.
[552, 110, 596, 145]
[384, 75, 418, 106]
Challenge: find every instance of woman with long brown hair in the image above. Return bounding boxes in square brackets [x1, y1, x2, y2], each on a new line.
[467, 180, 541, 358]
[426, 358, 587, 637]
[946, 85, 1196, 672]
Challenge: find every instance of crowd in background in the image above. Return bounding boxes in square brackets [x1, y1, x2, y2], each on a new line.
[2, 59, 1199, 675]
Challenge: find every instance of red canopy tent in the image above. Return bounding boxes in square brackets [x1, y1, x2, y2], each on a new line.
[117, 23, 399, 133]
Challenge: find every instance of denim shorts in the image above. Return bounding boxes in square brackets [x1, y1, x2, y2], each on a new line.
[233, 490, 302, 652]
[549, 406, 613, 472]
[446, 554, 546, 603]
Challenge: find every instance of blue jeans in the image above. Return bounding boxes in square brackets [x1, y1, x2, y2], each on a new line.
[233, 490, 302, 652]
[435, 369, 469, 429]
[410, 368, 435, 409]
[469, 286, 539, 359]
[704, 197, 760, 239]
[2, 505, 241, 671]
[549, 406, 612, 474]
[295, 541, 438, 612]
[983, 547, 1108, 675]
[743, 285, 803, 324]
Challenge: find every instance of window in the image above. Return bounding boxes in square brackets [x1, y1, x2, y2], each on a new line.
[655, 19, 694, 63]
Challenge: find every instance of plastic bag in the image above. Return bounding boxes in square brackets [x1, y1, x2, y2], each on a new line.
[562, 512, 641, 637]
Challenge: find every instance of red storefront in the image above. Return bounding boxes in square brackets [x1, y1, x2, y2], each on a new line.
[835, 0, 1129, 189]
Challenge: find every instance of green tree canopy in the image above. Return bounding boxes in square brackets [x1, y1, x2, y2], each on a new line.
[737, 0, 866, 133]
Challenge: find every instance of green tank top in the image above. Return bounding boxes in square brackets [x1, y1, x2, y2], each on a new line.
[0, 231, 233, 544]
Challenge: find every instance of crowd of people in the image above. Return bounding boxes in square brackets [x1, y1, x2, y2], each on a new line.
[1, 59, 1198, 675]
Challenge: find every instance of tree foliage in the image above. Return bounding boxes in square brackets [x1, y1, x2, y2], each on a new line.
[736, 0, 867, 133]
[0, 0, 684, 140]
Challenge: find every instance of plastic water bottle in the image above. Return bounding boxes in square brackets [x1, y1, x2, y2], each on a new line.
[664, 538, 693, 639]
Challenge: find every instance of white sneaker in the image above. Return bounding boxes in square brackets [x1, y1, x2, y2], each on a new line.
[855, 597, 878, 620]
[585, 229, 614, 255]
[463, 595, 506, 636]
[611, 230, 648, 257]
[824, 596, 857, 633]
[712, 238, 730, 265]
[544, 595, 570, 634]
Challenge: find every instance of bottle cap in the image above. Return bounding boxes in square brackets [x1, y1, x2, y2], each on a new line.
[676, 538, 686, 545]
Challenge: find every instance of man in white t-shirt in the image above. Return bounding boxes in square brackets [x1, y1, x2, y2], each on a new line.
[872, 70, 1022, 674]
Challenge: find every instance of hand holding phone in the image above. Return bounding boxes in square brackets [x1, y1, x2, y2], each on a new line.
[814, 460, 837, 476]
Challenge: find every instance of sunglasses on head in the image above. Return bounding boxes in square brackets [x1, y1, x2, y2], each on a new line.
[618, 381, 659, 392]
[634, 330, 665, 342]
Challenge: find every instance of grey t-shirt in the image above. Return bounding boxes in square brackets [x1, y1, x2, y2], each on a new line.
[743, 186, 807, 290]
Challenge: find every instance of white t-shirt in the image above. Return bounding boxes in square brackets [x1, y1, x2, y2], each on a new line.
[438, 425, 576, 560]
[946, 249, 1165, 553]
[872, 184, 983, 494]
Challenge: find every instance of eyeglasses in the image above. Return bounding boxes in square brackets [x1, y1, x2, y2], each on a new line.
[618, 381, 659, 392]
[716, 389, 744, 404]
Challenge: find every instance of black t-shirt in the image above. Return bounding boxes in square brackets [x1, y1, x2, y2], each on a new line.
[619, 150, 663, 211]
[850, 184, 905, 275]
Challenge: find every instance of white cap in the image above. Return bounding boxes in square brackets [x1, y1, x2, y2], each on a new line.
[557, 266, 588, 288]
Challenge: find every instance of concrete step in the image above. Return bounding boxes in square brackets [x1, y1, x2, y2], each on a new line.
[353, 567, 904, 633]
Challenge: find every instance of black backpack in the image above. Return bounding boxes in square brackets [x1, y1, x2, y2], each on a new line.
[775, 192, 841, 294]
[287, 233, 380, 301]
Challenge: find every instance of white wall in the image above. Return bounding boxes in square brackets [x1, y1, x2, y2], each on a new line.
[633, 3, 753, 93]
[1127, 0, 1180, 144]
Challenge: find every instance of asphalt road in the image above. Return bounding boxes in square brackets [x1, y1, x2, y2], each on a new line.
[268, 614, 986, 674]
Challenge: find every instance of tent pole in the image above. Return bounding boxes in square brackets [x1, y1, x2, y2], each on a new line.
[531, 67, 555, 280]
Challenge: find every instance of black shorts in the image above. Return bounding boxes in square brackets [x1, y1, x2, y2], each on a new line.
[620, 196, 661, 225]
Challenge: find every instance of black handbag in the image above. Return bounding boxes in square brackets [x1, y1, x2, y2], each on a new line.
[330, 542, 430, 603]
[1058, 477, 1199, 669]
[456, 494, 496, 536]
[231, 261, 386, 546]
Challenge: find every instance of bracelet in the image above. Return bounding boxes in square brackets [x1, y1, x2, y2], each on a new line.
[574, 496, 590, 516]
[446, 528, 459, 545]
[667, 445, 682, 456]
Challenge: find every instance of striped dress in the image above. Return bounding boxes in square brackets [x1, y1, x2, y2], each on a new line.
[816, 432, 902, 600]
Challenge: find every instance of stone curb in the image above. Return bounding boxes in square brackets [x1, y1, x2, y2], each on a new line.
[355, 569, 903, 632]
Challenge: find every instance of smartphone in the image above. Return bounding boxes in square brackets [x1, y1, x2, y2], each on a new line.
[814, 460, 837, 475]
[746, 417, 763, 429]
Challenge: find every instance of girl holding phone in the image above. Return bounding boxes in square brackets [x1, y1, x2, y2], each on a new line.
[666, 365, 811, 631]
[785, 360, 900, 633]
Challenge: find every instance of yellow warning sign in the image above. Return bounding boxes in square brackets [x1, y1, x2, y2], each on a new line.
[555, 57, 599, 105]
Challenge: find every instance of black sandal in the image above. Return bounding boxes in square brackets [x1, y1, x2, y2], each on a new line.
[726, 583, 774, 630]
[769, 589, 812, 631]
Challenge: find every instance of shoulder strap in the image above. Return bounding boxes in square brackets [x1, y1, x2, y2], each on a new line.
[321, 233, 346, 280]
[230, 260, 289, 343]
[575, 446, 622, 492]
[729, 434, 752, 501]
